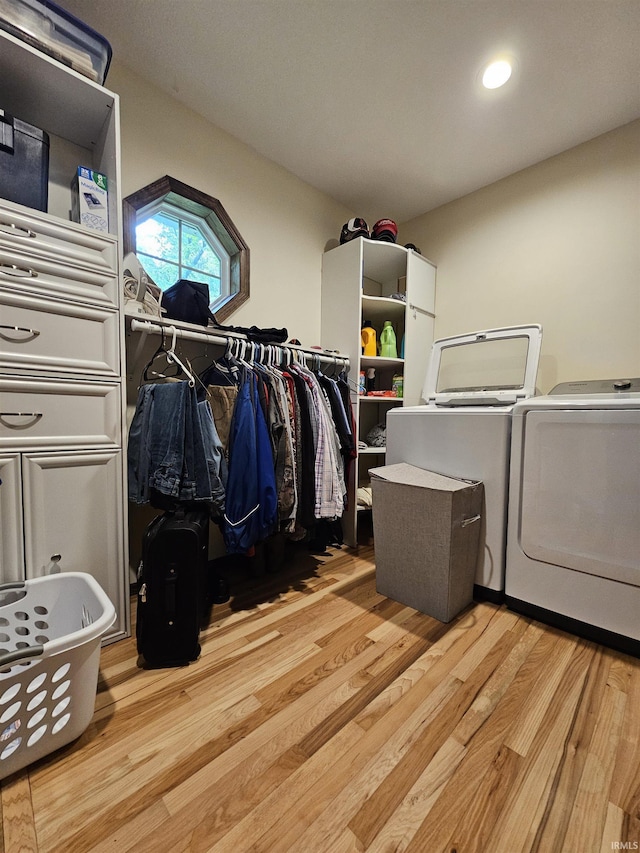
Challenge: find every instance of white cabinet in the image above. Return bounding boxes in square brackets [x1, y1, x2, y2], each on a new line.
[321, 237, 436, 547]
[0, 30, 128, 641]
[0, 450, 124, 610]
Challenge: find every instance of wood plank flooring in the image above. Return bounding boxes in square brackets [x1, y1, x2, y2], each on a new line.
[2, 543, 640, 852]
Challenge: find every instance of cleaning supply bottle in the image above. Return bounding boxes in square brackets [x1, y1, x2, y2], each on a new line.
[361, 320, 377, 356]
[380, 321, 397, 358]
[392, 373, 403, 398]
[366, 367, 376, 393]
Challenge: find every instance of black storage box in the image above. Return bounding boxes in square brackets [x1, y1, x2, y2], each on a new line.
[0, 109, 49, 212]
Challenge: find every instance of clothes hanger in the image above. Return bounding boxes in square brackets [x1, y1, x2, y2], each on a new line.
[141, 328, 182, 384]
[166, 325, 197, 387]
[234, 338, 253, 371]
[189, 338, 219, 374]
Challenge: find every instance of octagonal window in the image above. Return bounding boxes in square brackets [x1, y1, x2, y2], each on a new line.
[123, 176, 249, 322]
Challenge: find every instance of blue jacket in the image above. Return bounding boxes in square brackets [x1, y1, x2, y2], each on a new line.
[222, 370, 277, 552]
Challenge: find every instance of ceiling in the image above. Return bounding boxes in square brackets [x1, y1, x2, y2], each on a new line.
[59, 0, 640, 224]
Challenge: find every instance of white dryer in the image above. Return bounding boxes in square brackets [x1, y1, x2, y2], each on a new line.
[505, 378, 640, 656]
[386, 324, 542, 599]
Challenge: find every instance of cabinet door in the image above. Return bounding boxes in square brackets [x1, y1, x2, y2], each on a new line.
[0, 453, 24, 583]
[404, 254, 437, 406]
[406, 251, 436, 313]
[22, 449, 126, 639]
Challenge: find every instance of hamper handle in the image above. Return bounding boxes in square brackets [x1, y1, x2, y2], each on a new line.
[0, 581, 26, 598]
[0, 645, 44, 668]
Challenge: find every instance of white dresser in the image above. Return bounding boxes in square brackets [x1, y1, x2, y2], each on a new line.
[0, 30, 129, 642]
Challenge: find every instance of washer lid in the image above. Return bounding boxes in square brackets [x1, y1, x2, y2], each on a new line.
[423, 324, 543, 407]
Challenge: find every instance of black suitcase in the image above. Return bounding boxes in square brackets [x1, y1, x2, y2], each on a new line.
[136, 507, 210, 668]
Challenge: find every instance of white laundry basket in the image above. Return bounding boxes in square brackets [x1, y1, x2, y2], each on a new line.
[0, 572, 115, 779]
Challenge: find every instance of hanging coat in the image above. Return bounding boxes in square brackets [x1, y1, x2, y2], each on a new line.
[222, 369, 278, 553]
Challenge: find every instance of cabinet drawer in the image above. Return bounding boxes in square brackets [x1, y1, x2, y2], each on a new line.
[0, 288, 120, 377]
[0, 199, 119, 308]
[0, 244, 118, 309]
[0, 199, 118, 275]
[0, 377, 121, 448]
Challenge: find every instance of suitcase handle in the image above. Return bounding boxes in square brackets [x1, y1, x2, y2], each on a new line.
[164, 565, 178, 624]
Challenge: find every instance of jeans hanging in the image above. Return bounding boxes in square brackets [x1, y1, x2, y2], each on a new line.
[127, 381, 213, 506]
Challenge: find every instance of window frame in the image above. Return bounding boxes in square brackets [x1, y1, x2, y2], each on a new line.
[123, 175, 249, 321]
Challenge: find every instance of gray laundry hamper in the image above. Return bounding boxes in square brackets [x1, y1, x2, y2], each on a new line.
[0, 572, 115, 779]
[370, 463, 483, 622]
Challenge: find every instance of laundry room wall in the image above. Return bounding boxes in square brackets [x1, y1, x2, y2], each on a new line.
[401, 120, 640, 394]
[107, 60, 352, 347]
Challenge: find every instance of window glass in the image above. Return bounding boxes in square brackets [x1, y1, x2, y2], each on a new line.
[136, 212, 179, 263]
[136, 205, 229, 307]
[436, 337, 530, 392]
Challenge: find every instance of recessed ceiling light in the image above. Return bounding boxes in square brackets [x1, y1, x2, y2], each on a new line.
[482, 59, 513, 89]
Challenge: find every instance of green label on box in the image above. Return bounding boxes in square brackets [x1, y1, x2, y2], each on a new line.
[93, 172, 108, 191]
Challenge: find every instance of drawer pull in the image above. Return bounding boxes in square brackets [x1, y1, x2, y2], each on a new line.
[45, 554, 62, 574]
[0, 324, 40, 341]
[0, 264, 38, 279]
[0, 412, 43, 428]
[0, 222, 37, 239]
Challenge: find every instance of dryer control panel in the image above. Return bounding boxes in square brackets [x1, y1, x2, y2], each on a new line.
[549, 377, 640, 395]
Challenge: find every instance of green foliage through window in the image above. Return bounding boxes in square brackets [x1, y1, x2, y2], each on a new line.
[136, 209, 225, 300]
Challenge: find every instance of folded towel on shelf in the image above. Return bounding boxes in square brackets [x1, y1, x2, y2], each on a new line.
[357, 486, 373, 508]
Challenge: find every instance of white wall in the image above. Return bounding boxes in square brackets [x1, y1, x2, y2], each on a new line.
[400, 120, 640, 393]
[111, 61, 639, 395]
[109, 60, 352, 348]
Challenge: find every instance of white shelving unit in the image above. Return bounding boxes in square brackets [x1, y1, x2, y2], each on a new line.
[321, 237, 436, 547]
[0, 29, 128, 642]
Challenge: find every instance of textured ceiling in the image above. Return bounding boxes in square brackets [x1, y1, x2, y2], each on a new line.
[59, 0, 640, 223]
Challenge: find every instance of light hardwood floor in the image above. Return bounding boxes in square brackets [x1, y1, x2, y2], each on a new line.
[1, 543, 639, 852]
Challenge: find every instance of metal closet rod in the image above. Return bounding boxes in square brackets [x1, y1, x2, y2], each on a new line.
[128, 317, 350, 368]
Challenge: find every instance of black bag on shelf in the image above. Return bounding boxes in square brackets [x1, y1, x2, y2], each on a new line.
[136, 507, 210, 668]
[161, 279, 216, 327]
[160, 277, 289, 343]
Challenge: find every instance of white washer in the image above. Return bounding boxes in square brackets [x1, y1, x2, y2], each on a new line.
[505, 378, 640, 656]
[386, 324, 542, 599]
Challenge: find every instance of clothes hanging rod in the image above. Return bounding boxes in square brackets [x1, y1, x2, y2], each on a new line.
[128, 316, 350, 368]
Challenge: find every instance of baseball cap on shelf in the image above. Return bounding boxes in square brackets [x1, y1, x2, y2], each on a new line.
[340, 218, 370, 244]
[371, 219, 398, 243]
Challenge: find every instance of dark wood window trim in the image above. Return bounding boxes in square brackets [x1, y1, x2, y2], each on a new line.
[123, 175, 249, 322]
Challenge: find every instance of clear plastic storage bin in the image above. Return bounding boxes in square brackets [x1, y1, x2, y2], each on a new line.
[0, 572, 115, 779]
[0, 0, 112, 83]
